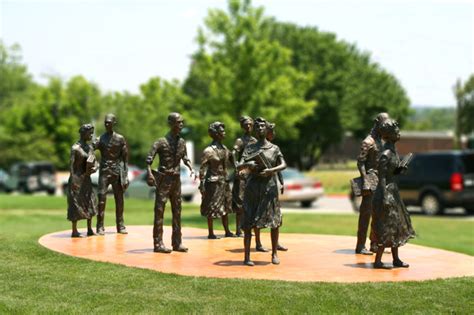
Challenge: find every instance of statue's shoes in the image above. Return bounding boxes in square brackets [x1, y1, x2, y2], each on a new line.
[117, 227, 128, 234]
[224, 232, 236, 238]
[393, 260, 409, 268]
[272, 256, 280, 265]
[256, 245, 270, 252]
[277, 244, 288, 251]
[208, 235, 219, 239]
[96, 228, 105, 236]
[373, 262, 392, 269]
[154, 246, 172, 254]
[356, 248, 373, 255]
[87, 230, 96, 236]
[243, 260, 255, 266]
[71, 232, 84, 238]
[173, 245, 188, 252]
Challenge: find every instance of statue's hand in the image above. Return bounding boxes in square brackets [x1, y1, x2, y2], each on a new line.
[259, 168, 274, 177]
[280, 186, 285, 194]
[146, 173, 156, 187]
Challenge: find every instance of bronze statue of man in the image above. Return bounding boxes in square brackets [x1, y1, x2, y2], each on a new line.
[95, 113, 129, 235]
[355, 112, 389, 254]
[231, 116, 257, 236]
[146, 112, 195, 253]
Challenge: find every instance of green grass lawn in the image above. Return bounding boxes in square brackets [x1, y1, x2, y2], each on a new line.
[307, 169, 359, 194]
[1, 195, 473, 313]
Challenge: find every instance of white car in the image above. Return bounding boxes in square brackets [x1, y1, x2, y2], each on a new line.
[279, 168, 324, 208]
[126, 166, 199, 201]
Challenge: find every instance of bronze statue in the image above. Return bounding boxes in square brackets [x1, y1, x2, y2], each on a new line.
[254, 121, 288, 252]
[372, 119, 415, 269]
[67, 124, 98, 237]
[199, 122, 235, 239]
[355, 112, 389, 255]
[238, 117, 287, 266]
[146, 113, 194, 253]
[94, 113, 129, 235]
[232, 116, 257, 236]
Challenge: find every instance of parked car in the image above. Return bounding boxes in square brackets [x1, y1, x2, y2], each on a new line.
[4, 161, 56, 195]
[350, 150, 474, 215]
[125, 166, 199, 201]
[63, 164, 144, 194]
[0, 168, 9, 191]
[279, 168, 324, 208]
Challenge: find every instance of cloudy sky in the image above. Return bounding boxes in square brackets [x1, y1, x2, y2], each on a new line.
[1, 0, 473, 107]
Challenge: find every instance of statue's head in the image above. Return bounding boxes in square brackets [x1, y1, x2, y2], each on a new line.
[208, 121, 226, 141]
[379, 119, 400, 143]
[254, 117, 268, 139]
[239, 116, 254, 133]
[168, 112, 184, 134]
[104, 113, 117, 131]
[373, 112, 390, 129]
[266, 122, 276, 141]
[79, 123, 94, 141]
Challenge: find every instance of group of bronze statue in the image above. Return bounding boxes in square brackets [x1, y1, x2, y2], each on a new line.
[67, 111, 415, 268]
[353, 113, 416, 269]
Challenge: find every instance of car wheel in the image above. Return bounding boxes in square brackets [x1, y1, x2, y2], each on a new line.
[183, 195, 193, 202]
[300, 200, 313, 208]
[465, 207, 474, 215]
[47, 188, 56, 196]
[421, 193, 443, 215]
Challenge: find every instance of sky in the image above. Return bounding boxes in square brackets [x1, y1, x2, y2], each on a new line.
[1, 0, 473, 107]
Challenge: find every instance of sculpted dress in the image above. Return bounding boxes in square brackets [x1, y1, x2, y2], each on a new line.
[372, 145, 415, 247]
[67, 142, 98, 221]
[200, 142, 232, 218]
[240, 142, 283, 230]
[232, 135, 257, 213]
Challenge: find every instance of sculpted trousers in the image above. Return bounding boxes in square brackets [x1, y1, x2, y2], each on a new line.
[356, 193, 374, 251]
[97, 172, 125, 231]
[153, 175, 182, 248]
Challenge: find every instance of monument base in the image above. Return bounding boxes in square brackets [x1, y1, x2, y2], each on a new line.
[39, 225, 474, 283]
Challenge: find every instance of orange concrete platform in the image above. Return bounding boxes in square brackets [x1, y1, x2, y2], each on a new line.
[39, 226, 474, 283]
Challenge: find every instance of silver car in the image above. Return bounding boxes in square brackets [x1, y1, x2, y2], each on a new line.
[126, 166, 199, 201]
[279, 168, 324, 208]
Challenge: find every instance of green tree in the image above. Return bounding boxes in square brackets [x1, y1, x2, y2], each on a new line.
[454, 74, 474, 146]
[183, 0, 316, 150]
[268, 22, 410, 168]
[102, 77, 188, 167]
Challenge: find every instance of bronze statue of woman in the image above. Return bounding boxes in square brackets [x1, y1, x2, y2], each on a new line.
[372, 119, 415, 269]
[238, 117, 287, 266]
[254, 121, 288, 252]
[67, 124, 98, 237]
[232, 116, 257, 236]
[199, 122, 235, 239]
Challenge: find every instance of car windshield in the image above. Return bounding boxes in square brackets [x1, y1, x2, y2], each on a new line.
[283, 169, 305, 179]
[32, 164, 55, 175]
[461, 153, 474, 173]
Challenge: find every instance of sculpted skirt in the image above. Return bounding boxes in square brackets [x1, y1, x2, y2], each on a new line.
[200, 177, 232, 219]
[67, 175, 98, 221]
[372, 182, 415, 247]
[241, 175, 282, 230]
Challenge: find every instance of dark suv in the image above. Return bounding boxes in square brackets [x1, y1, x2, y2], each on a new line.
[4, 162, 56, 195]
[396, 151, 474, 215]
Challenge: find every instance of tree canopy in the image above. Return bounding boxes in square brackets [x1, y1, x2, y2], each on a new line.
[0, 0, 416, 170]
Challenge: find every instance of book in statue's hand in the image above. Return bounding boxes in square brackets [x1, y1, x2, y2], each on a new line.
[86, 154, 97, 175]
[351, 171, 378, 197]
[399, 152, 413, 168]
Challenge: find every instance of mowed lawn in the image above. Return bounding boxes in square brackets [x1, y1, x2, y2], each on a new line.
[0, 195, 473, 313]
